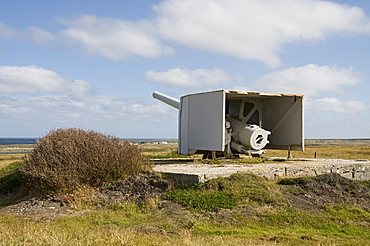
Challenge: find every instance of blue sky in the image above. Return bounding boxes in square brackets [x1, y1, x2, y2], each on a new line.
[0, 0, 369, 138]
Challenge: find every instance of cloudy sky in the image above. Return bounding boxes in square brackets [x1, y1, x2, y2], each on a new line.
[0, 0, 369, 138]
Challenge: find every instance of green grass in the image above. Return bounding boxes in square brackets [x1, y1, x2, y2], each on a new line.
[193, 205, 370, 245]
[0, 161, 24, 194]
[164, 189, 236, 211]
[0, 161, 32, 207]
[206, 173, 284, 206]
[164, 173, 284, 211]
[361, 179, 370, 188]
[324, 205, 370, 221]
[162, 173, 370, 244]
[58, 204, 152, 229]
[0, 161, 23, 178]
[1, 202, 368, 245]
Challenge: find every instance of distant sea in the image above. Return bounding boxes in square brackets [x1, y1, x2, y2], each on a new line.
[0, 138, 177, 145]
[0, 138, 37, 145]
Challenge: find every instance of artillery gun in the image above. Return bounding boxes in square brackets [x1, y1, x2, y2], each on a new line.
[153, 90, 304, 158]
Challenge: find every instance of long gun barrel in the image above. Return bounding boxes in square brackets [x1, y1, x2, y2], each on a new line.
[152, 91, 180, 110]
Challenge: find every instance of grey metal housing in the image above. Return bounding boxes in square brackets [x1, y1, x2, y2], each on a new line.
[178, 90, 304, 154]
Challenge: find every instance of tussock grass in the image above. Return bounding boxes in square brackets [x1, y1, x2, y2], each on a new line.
[21, 128, 147, 192]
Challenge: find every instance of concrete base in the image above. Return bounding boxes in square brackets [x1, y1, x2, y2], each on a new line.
[153, 158, 370, 186]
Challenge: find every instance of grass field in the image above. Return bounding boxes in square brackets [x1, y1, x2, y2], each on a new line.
[139, 141, 370, 160]
[0, 203, 368, 245]
[0, 154, 25, 169]
[0, 140, 369, 245]
[1, 139, 369, 161]
[0, 169, 369, 245]
[264, 145, 370, 160]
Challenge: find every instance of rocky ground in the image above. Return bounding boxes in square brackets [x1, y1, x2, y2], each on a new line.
[279, 173, 370, 210]
[0, 172, 169, 218]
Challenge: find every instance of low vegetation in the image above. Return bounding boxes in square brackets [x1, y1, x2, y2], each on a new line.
[0, 161, 28, 206]
[140, 141, 370, 161]
[0, 172, 369, 245]
[21, 128, 147, 192]
[264, 145, 370, 160]
[0, 154, 26, 169]
[140, 145, 186, 159]
[164, 189, 236, 210]
[0, 140, 369, 245]
[0, 162, 23, 194]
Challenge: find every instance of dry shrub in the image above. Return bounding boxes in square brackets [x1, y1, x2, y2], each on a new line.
[21, 128, 147, 192]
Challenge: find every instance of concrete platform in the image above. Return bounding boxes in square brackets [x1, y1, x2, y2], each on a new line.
[153, 158, 370, 186]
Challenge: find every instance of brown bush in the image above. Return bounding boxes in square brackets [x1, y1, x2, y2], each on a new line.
[21, 128, 147, 192]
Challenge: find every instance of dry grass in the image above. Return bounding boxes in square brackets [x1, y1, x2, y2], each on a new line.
[264, 145, 370, 160]
[139, 144, 181, 159]
[0, 154, 26, 160]
[0, 154, 25, 169]
[139, 140, 370, 160]
[0, 144, 34, 149]
[0, 160, 20, 169]
[0, 216, 269, 246]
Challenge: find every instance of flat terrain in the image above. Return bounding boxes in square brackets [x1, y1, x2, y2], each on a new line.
[0, 154, 26, 169]
[140, 139, 370, 160]
[0, 139, 369, 245]
[1, 139, 370, 160]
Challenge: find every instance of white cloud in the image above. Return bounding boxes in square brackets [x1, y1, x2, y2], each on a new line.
[60, 15, 173, 60]
[0, 93, 177, 137]
[0, 65, 175, 134]
[0, 65, 91, 95]
[310, 97, 366, 113]
[154, 0, 370, 67]
[145, 67, 231, 87]
[256, 64, 361, 96]
[27, 26, 57, 43]
[0, 21, 18, 38]
[4, 0, 370, 66]
[0, 22, 56, 43]
[0, 94, 173, 124]
[255, 63, 367, 114]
